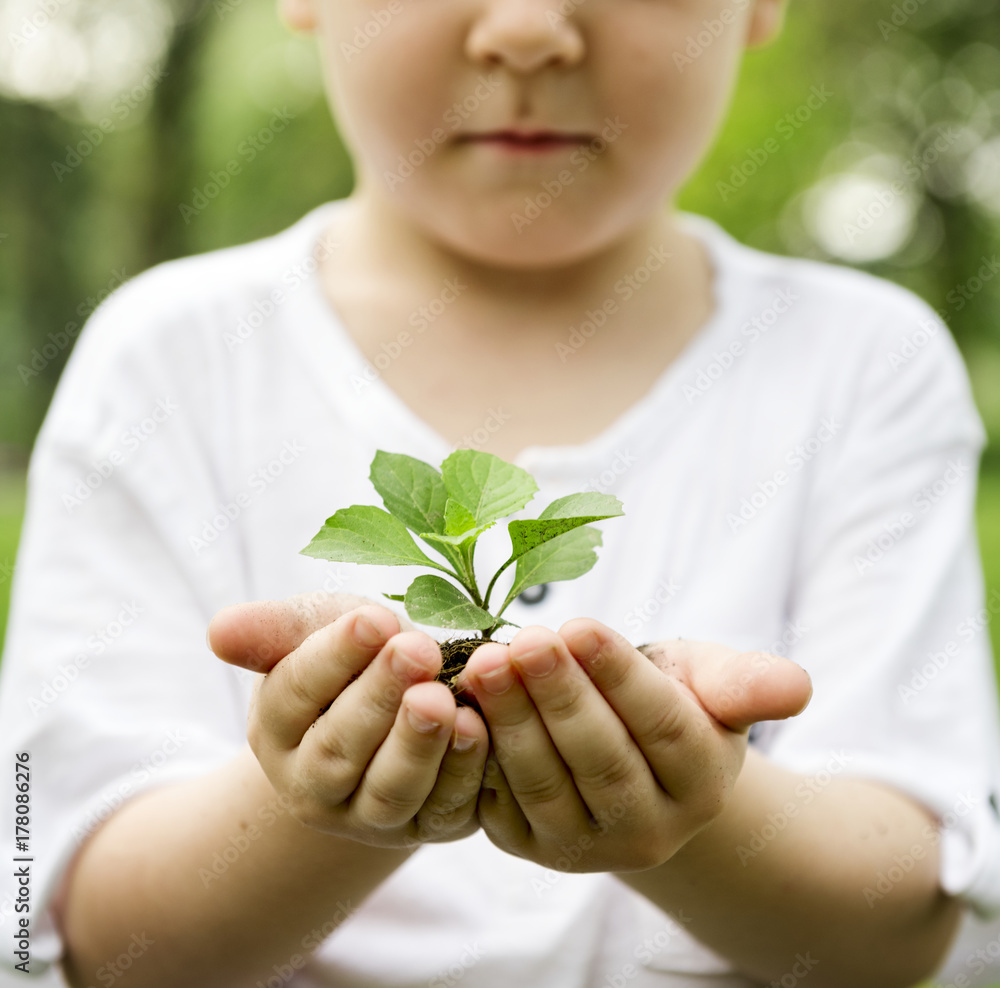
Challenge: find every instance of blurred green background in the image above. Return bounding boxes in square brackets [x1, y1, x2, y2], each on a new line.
[9, 0, 998, 652]
[0, 1, 999, 984]
[1, 0, 999, 461]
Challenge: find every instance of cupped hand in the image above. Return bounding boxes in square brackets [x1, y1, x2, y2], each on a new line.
[456, 620, 812, 873]
[206, 591, 490, 848]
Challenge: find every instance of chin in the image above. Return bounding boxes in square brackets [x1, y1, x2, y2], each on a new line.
[410, 199, 630, 271]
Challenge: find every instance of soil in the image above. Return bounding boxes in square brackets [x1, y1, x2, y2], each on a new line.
[436, 634, 491, 707]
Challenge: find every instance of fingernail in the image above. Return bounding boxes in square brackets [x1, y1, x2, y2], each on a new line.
[516, 644, 557, 678]
[205, 626, 213, 651]
[391, 644, 431, 680]
[354, 614, 385, 648]
[452, 734, 478, 753]
[571, 630, 600, 662]
[406, 706, 441, 734]
[477, 663, 515, 695]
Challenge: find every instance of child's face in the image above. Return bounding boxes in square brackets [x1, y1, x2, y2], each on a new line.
[281, 0, 784, 269]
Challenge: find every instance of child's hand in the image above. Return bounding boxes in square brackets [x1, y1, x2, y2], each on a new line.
[207, 592, 490, 849]
[457, 621, 812, 873]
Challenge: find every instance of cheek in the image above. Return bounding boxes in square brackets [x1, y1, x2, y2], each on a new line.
[322, 17, 463, 159]
[595, 22, 742, 170]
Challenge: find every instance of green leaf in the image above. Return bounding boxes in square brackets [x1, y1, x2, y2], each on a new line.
[367, 452, 469, 578]
[482, 616, 522, 635]
[369, 451, 448, 536]
[420, 520, 494, 549]
[403, 575, 496, 631]
[507, 492, 624, 559]
[444, 498, 477, 536]
[382, 593, 406, 602]
[506, 526, 603, 603]
[538, 492, 625, 522]
[300, 505, 442, 568]
[441, 450, 538, 529]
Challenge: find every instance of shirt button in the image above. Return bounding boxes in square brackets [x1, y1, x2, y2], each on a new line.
[517, 583, 549, 605]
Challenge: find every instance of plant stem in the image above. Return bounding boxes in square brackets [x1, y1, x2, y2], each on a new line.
[423, 558, 472, 584]
[482, 555, 516, 612]
[423, 539, 482, 604]
[461, 539, 485, 608]
[426, 540, 471, 588]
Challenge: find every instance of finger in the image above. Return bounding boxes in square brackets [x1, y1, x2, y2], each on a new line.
[296, 632, 443, 775]
[559, 621, 734, 801]
[347, 680, 458, 832]
[207, 591, 413, 672]
[638, 638, 813, 731]
[253, 607, 404, 749]
[414, 705, 490, 842]
[477, 752, 532, 852]
[463, 642, 592, 835]
[505, 627, 656, 816]
[704, 649, 812, 731]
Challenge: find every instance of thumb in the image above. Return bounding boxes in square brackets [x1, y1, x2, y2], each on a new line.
[687, 646, 813, 733]
[206, 591, 415, 673]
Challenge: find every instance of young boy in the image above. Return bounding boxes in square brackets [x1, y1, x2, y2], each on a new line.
[3, 0, 1000, 985]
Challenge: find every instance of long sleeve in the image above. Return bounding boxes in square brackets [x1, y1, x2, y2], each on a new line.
[0, 273, 255, 978]
[751, 292, 1000, 921]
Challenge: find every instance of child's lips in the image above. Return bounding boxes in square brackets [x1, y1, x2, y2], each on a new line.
[458, 130, 592, 152]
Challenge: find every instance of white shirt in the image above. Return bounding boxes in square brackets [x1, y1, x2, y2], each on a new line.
[2, 199, 1000, 988]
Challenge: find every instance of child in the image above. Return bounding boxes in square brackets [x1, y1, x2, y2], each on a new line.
[3, 0, 1000, 985]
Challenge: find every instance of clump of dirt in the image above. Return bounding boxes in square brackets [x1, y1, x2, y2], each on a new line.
[436, 635, 492, 707]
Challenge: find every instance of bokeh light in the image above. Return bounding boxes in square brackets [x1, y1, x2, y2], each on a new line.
[803, 160, 920, 264]
[0, 0, 174, 120]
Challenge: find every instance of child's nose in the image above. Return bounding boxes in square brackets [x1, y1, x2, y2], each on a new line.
[465, 0, 585, 74]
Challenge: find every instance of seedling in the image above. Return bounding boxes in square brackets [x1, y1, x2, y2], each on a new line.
[300, 449, 624, 697]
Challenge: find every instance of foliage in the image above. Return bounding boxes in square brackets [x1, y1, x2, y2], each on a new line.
[300, 450, 623, 639]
